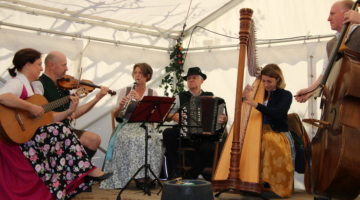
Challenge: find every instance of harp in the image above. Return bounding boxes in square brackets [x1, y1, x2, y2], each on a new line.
[211, 8, 265, 194]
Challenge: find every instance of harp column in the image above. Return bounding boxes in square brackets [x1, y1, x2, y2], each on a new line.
[228, 8, 254, 182]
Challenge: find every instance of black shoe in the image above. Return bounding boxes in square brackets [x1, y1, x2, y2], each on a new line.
[83, 186, 92, 192]
[148, 181, 156, 188]
[135, 179, 156, 189]
[85, 172, 113, 182]
[262, 182, 271, 188]
[136, 182, 145, 189]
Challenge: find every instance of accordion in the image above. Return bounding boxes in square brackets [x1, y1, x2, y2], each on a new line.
[180, 96, 227, 142]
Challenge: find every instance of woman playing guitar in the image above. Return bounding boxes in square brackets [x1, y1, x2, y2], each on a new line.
[0, 48, 112, 200]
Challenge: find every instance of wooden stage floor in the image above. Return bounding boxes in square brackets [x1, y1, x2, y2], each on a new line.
[73, 180, 360, 200]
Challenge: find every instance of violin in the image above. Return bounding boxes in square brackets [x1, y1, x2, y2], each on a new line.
[57, 75, 116, 96]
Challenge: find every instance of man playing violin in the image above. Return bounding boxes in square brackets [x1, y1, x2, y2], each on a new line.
[295, 0, 360, 102]
[32, 51, 109, 164]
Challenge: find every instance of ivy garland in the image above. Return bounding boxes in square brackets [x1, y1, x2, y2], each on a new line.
[159, 42, 185, 97]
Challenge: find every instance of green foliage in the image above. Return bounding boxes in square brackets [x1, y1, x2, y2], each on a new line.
[159, 42, 185, 97]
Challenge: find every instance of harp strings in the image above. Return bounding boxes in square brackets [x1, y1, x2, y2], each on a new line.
[240, 19, 261, 148]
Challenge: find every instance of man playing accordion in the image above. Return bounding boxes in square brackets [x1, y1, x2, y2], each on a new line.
[163, 67, 227, 181]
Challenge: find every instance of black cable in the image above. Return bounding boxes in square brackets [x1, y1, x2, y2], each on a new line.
[182, 25, 200, 66]
[195, 26, 309, 42]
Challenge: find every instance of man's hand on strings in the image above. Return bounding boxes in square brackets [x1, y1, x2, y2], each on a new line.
[343, 10, 360, 24]
[95, 86, 109, 100]
[68, 94, 79, 113]
[218, 113, 227, 124]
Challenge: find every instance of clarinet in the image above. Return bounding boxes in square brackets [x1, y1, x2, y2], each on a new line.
[116, 80, 138, 123]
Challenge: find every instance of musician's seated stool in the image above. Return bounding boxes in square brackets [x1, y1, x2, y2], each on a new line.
[287, 113, 310, 174]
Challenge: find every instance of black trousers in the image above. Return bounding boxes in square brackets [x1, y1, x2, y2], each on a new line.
[162, 127, 214, 180]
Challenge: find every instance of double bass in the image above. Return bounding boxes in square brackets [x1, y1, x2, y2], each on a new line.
[303, 1, 360, 199]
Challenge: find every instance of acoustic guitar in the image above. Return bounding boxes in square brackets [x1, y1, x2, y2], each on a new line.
[0, 88, 88, 145]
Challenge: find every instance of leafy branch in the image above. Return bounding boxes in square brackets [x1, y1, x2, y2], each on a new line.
[159, 42, 185, 97]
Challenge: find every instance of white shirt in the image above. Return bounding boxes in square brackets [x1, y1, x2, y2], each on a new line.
[0, 73, 40, 97]
[116, 87, 158, 107]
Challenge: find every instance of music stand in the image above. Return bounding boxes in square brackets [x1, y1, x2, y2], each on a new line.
[117, 96, 175, 200]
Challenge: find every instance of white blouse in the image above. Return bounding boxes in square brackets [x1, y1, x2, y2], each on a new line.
[0, 73, 40, 97]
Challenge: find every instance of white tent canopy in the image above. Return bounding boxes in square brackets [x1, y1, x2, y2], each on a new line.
[0, 0, 344, 189]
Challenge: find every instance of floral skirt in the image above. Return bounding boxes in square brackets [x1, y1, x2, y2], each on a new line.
[100, 122, 163, 189]
[261, 125, 294, 198]
[19, 122, 94, 200]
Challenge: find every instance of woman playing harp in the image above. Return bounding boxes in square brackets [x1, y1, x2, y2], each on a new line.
[211, 8, 294, 198]
[243, 64, 294, 198]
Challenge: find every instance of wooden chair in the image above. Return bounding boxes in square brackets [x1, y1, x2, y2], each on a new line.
[111, 110, 116, 131]
[287, 112, 310, 153]
[287, 112, 310, 174]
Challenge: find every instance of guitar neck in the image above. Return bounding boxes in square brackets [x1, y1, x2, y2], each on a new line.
[42, 95, 70, 113]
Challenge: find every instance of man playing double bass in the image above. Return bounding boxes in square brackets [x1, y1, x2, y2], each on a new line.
[296, 0, 360, 102]
[294, 1, 360, 199]
[162, 67, 227, 181]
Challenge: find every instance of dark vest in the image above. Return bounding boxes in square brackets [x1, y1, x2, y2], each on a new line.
[178, 90, 214, 107]
[326, 36, 337, 58]
[345, 26, 360, 54]
[326, 26, 360, 57]
[39, 74, 70, 125]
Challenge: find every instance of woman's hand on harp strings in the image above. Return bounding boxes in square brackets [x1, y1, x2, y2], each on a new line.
[242, 84, 258, 108]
